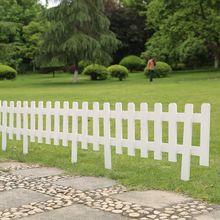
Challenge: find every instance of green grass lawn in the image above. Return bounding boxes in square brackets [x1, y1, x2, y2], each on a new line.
[0, 70, 220, 203]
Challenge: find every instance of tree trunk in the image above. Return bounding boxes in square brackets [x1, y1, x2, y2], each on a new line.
[73, 61, 79, 83]
[214, 54, 219, 69]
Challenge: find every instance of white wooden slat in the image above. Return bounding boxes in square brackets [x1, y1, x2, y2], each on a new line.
[115, 103, 123, 154]
[30, 101, 36, 142]
[9, 101, 14, 139]
[37, 101, 44, 143]
[62, 102, 69, 147]
[103, 103, 111, 169]
[45, 101, 52, 144]
[127, 103, 135, 156]
[54, 101, 60, 145]
[23, 101, 29, 154]
[181, 104, 193, 181]
[154, 103, 163, 160]
[0, 101, 2, 131]
[168, 103, 177, 162]
[93, 102, 100, 151]
[81, 102, 88, 150]
[140, 103, 148, 158]
[199, 103, 211, 166]
[16, 101, 22, 140]
[2, 101, 7, 151]
[71, 102, 78, 163]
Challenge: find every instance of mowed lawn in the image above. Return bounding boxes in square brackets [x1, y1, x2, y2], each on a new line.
[0, 70, 220, 203]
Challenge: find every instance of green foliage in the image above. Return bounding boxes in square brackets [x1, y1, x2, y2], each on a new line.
[78, 60, 92, 74]
[83, 64, 109, 80]
[0, 64, 17, 80]
[144, 61, 172, 78]
[105, 3, 148, 63]
[143, 0, 220, 68]
[172, 63, 186, 71]
[108, 65, 128, 81]
[40, 0, 119, 69]
[119, 55, 144, 72]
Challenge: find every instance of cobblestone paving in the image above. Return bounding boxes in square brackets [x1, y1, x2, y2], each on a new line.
[0, 162, 219, 220]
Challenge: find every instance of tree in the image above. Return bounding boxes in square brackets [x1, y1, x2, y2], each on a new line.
[39, 0, 119, 81]
[0, 0, 43, 71]
[143, 0, 220, 68]
[105, 0, 150, 63]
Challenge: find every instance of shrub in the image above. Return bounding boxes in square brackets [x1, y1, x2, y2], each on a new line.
[144, 61, 172, 78]
[83, 64, 109, 80]
[172, 63, 186, 71]
[108, 65, 129, 81]
[119, 55, 144, 72]
[78, 60, 92, 74]
[0, 64, 17, 80]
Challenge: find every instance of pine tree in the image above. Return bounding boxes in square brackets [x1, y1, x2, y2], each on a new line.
[39, 0, 119, 81]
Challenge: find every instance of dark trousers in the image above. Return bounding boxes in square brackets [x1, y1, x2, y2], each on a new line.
[148, 70, 154, 82]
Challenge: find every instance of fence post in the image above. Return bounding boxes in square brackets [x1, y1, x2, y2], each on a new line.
[23, 101, 29, 154]
[181, 104, 193, 181]
[199, 103, 211, 166]
[9, 101, 14, 140]
[103, 103, 111, 169]
[127, 103, 135, 156]
[45, 101, 51, 144]
[115, 103, 123, 154]
[168, 103, 177, 162]
[93, 102, 100, 151]
[140, 103, 148, 158]
[2, 101, 7, 151]
[154, 103, 163, 160]
[82, 102, 88, 150]
[71, 102, 78, 163]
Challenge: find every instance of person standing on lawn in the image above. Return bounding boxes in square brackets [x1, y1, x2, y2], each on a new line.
[147, 58, 156, 82]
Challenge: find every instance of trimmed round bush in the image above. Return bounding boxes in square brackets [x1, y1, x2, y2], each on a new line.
[0, 64, 17, 80]
[83, 64, 109, 80]
[78, 60, 92, 74]
[108, 65, 128, 81]
[144, 61, 172, 78]
[119, 55, 144, 72]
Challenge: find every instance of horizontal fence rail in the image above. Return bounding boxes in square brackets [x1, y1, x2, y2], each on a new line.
[0, 101, 211, 181]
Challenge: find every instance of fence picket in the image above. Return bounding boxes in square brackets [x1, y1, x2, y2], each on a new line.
[2, 101, 7, 151]
[168, 103, 177, 162]
[30, 101, 36, 142]
[9, 101, 14, 139]
[16, 101, 21, 140]
[181, 104, 193, 181]
[37, 102, 44, 143]
[140, 103, 148, 158]
[71, 102, 78, 163]
[54, 101, 60, 145]
[62, 102, 69, 147]
[154, 103, 163, 160]
[115, 103, 123, 154]
[93, 102, 100, 151]
[103, 103, 111, 169]
[23, 101, 28, 154]
[81, 102, 88, 150]
[127, 103, 135, 156]
[199, 104, 211, 166]
[45, 101, 51, 144]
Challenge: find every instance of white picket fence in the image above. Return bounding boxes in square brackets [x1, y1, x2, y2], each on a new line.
[0, 101, 211, 181]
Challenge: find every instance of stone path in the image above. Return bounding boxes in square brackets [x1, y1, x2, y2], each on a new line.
[0, 161, 219, 220]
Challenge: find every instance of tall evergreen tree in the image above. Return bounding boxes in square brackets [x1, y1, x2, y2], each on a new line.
[40, 0, 119, 81]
